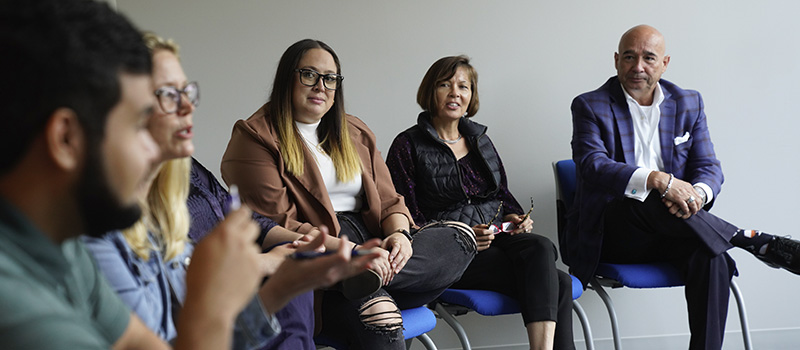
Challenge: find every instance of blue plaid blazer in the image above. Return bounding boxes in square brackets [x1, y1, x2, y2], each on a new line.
[565, 76, 724, 285]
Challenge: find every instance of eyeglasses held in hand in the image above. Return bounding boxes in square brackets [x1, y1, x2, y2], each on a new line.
[295, 68, 343, 90]
[154, 82, 200, 114]
[519, 197, 534, 224]
[486, 200, 504, 227]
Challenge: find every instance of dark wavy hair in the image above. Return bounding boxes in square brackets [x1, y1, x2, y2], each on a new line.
[0, 0, 151, 174]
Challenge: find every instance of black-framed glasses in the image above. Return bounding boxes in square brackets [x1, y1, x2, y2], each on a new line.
[295, 69, 343, 90]
[154, 81, 200, 114]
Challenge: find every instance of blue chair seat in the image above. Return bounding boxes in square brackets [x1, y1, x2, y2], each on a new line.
[438, 289, 519, 316]
[315, 305, 438, 350]
[433, 275, 594, 350]
[571, 274, 584, 299]
[401, 305, 437, 339]
[439, 275, 584, 312]
[595, 262, 683, 288]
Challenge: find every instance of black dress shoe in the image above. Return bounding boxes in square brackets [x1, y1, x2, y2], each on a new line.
[756, 236, 800, 275]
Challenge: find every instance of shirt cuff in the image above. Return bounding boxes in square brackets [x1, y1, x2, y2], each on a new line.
[693, 182, 714, 205]
[624, 168, 652, 202]
[231, 296, 281, 350]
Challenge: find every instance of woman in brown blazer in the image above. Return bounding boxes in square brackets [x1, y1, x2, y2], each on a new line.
[221, 39, 476, 349]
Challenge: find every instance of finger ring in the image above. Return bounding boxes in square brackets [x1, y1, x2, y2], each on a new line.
[687, 196, 695, 204]
[524, 228, 532, 233]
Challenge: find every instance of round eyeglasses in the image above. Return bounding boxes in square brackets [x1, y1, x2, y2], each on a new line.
[295, 69, 343, 91]
[154, 81, 200, 114]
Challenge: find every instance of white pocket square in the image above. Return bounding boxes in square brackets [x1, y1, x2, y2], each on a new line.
[674, 132, 690, 146]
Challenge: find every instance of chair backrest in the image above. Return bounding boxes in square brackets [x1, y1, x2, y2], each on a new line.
[552, 159, 577, 236]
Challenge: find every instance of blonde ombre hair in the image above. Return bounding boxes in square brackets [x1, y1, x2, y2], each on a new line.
[122, 33, 190, 261]
[269, 39, 361, 183]
[122, 158, 191, 261]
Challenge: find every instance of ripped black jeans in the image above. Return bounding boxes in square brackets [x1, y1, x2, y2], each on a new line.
[318, 212, 476, 350]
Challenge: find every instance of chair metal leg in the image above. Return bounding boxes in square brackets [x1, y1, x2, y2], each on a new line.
[591, 277, 622, 350]
[406, 334, 438, 350]
[730, 279, 753, 350]
[433, 303, 472, 350]
[573, 300, 595, 350]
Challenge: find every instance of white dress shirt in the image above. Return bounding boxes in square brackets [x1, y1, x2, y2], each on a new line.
[621, 83, 713, 205]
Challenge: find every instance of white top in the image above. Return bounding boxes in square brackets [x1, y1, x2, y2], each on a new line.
[621, 83, 713, 205]
[295, 120, 363, 211]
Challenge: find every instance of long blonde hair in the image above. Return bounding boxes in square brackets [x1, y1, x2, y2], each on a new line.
[123, 158, 191, 260]
[122, 33, 190, 261]
[269, 39, 361, 183]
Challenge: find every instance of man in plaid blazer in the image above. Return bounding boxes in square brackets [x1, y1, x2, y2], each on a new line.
[566, 25, 800, 350]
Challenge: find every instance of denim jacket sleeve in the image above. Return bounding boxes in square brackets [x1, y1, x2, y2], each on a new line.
[166, 241, 280, 350]
[82, 232, 176, 340]
[231, 296, 281, 350]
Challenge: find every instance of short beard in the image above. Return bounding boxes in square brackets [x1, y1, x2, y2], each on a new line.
[76, 143, 142, 238]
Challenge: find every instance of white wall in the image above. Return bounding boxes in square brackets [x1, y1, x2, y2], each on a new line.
[118, 1, 800, 348]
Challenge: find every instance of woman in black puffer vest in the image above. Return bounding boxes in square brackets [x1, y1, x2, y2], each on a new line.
[387, 55, 576, 350]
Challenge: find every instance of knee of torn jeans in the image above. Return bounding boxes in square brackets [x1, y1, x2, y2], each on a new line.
[358, 295, 403, 334]
[449, 221, 478, 254]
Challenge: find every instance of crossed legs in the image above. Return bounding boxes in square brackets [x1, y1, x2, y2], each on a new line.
[601, 193, 737, 350]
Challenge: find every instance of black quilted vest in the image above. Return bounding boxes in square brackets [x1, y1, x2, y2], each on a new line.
[401, 112, 502, 226]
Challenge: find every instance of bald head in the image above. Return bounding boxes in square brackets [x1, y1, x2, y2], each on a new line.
[614, 25, 670, 105]
[619, 25, 666, 56]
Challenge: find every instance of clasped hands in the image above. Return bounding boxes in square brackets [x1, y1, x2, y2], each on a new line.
[295, 227, 412, 287]
[374, 231, 413, 285]
[650, 171, 704, 219]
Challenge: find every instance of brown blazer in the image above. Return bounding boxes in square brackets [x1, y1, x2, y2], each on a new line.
[221, 104, 413, 237]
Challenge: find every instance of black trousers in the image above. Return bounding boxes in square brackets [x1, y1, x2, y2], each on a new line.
[452, 232, 576, 350]
[601, 192, 738, 350]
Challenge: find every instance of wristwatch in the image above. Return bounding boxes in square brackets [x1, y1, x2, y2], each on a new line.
[392, 228, 413, 242]
[693, 185, 707, 205]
